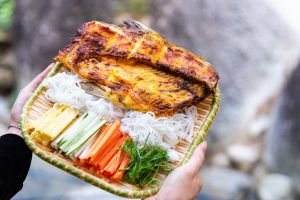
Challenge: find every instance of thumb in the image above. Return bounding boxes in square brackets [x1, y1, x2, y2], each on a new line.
[26, 63, 54, 91]
[185, 141, 207, 172]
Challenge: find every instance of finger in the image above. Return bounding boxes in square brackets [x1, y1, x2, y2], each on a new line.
[199, 141, 207, 153]
[185, 142, 207, 172]
[26, 63, 54, 90]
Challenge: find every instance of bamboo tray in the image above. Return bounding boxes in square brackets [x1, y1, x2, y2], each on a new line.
[20, 62, 220, 198]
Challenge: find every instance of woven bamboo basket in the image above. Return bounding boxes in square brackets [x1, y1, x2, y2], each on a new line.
[20, 62, 220, 198]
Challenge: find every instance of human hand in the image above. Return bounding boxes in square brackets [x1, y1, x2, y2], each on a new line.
[8, 64, 54, 136]
[147, 141, 207, 200]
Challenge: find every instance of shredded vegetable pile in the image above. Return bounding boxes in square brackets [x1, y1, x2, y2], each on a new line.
[29, 106, 130, 180]
[29, 71, 202, 185]
[42, 72, 198, 161]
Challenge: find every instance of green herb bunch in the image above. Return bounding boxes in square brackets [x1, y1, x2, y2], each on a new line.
[122, 139, 169, 187]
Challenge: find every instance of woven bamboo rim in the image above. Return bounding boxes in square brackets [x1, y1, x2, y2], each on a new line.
[20, 62, 220, 198]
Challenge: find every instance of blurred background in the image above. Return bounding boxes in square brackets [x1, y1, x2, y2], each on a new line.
[1, 0, 300, 199]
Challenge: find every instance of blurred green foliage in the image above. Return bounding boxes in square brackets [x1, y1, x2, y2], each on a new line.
[0, 0, 15, 29]
[115, 0, 149, 19]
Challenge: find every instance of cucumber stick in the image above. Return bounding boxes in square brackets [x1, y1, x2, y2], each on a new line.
[52, 112, 88, 149]
[60, 113, 97, 152]
[72, 133, 98, 159]
[66, 118, 106, 156]
[65, 116, 100, 153]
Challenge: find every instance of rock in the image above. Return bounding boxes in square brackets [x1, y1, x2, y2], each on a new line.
[257, 174, 295, 200]
[253, 164, 268, 182]
[201, 167, 252, 200]
[150, 0, 300, 147]
[265, 61, 300, 192]
[210, 152, 230, 167]
[12, 0, 117, 87]
[248, 116, 270, 139]
[226, 144, 259, 167]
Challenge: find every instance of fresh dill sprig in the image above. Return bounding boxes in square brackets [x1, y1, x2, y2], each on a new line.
[122, 139, 170, 187]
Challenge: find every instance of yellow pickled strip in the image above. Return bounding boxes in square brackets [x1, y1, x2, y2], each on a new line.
[43, 107, 79, 141]
[28, 103, 64, 133]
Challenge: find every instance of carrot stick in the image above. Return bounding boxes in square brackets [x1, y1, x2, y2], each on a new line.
[90, 120, 121, 162]
[91, 130, 122, 165]
[87, 123, 115, 161]
[92, 135, 120, 167]
[79, 127, 109, 164]
[82, 124, 111, 160]
[103, 150, 122, 177]
[110, 152, 129, 181]
[98, 134, 128, 171]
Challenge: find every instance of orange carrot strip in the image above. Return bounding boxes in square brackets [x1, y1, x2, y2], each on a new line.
[92, 135, 121, 167]
[91, 130, 122, 166]
[90, 120, 121, 162]
[110, 152, 129, 181]
[78, 125, 110, 163]
[89, 124, 114, 158]
[98, 134, 128, 171]
[103, 150, 122, 177]
[84, 124, 111, 159]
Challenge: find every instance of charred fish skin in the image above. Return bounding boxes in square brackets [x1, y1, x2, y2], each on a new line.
[56, 20, 219, 92]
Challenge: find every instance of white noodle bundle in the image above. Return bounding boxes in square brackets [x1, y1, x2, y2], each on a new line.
[86, 99, 124, 122]
[42, 72, 96, 110]
[43, 72, 124, 122]
[120, 106, 198, 160]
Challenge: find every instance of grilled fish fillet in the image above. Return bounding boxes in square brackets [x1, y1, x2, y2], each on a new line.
[56, 20, 219, 90]
[59, 55, 206, 115]
[55, 20, 219, 116]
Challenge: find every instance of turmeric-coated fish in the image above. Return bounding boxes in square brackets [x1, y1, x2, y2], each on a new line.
[55, 20, 219, 116]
